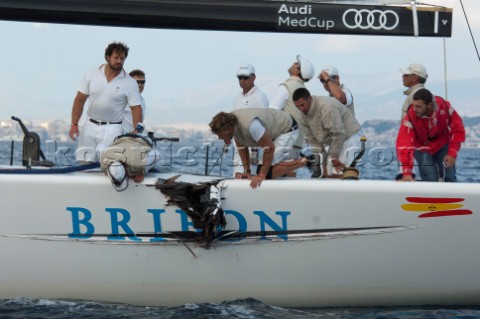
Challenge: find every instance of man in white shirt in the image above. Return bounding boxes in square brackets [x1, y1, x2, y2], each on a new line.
[318, 66, 355, 117]
[123, 69, 146, 133]
[399, 63, 428, 122]
[231, 63, 269, 175]
[69, 42, 142, 164]
[233, 63, 269, 110]
[269, 55, 314, 153]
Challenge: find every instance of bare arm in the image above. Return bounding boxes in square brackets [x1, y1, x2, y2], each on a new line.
[130, 105, 143, 132]
[326, 81, 347, 105]
[249, 132, 275, 189]
[69, 92, 88, 141]
[233, 140, 251, 179]
[320, 71, 347, 105]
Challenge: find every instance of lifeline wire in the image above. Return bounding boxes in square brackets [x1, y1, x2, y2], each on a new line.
[460, 0, 480, 62]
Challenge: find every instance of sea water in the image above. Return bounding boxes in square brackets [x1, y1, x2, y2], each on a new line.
[2, 297, 480, 318]
[1, 141, 480, 318]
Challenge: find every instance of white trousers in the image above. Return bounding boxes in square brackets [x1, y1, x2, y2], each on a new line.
[76, 121, 123, 163]
[272, 129, 299, 165]
[145, 149, 161, 172]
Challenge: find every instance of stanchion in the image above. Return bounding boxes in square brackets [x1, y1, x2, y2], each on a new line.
[204, 145, 209, 176]
[10, 140, 14, 166]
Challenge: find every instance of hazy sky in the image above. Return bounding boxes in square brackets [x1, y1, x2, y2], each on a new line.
[0, 0, 479, 125]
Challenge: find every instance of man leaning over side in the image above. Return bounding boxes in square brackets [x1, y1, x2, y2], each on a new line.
[396, 88, 465, 182]
[209, 109, 314, 189]
[108, 68, 160, 185]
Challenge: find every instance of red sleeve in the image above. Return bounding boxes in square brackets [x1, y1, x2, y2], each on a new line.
[396, 114, 417, 176]
[446, 103, 466, 158]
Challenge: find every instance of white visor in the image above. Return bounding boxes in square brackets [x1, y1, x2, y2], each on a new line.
[107, 161, 128, 192]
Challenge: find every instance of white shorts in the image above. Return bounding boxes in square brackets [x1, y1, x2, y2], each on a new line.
[233, 129, 299, 174]
[273, 129, 299, 165]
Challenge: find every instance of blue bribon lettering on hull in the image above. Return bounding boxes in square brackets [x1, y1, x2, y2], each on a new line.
[66, 207, 291, 242]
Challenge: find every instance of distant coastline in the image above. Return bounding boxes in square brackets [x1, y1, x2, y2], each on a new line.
[2, 116, 480, 148]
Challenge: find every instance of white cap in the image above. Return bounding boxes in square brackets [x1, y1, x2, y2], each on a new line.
[237, 63, 255, 76]
[106, 161, 128, 192]
[400, 63, 428, 79]
[321, 66, 339, 77]
[296, 55, 315, 81]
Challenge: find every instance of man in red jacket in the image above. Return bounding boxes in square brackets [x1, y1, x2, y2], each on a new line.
[396, 88, 465, 182]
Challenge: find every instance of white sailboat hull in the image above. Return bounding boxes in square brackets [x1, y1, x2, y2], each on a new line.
[0, 169, 479, 307]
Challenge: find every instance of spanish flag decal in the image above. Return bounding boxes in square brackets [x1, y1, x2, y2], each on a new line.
[402, 197, 473, 218]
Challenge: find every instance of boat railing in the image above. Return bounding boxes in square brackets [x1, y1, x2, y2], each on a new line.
[204, 143, 229, 176]
[3, 133, 231, 177]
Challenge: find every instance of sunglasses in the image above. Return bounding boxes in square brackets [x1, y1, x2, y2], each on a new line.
[237, 75, 251, 80]
[136, 80, 146, 84]
[319, 76, 336, 84]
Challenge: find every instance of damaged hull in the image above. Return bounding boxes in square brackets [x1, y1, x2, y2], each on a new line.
[0, 168, 480, 307]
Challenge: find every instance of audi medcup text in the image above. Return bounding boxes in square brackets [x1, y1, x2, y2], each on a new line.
[277, 4, 334, 30]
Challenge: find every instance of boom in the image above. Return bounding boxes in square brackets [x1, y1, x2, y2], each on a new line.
[0, 0, 452, 37]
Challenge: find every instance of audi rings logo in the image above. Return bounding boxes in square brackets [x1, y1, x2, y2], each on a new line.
[342, 9, 399, 31]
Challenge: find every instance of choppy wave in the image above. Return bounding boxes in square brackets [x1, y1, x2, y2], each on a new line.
[2, 297, 480, 319]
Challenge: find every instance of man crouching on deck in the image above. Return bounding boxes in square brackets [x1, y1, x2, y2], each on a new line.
[209, 109, 314, 189]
